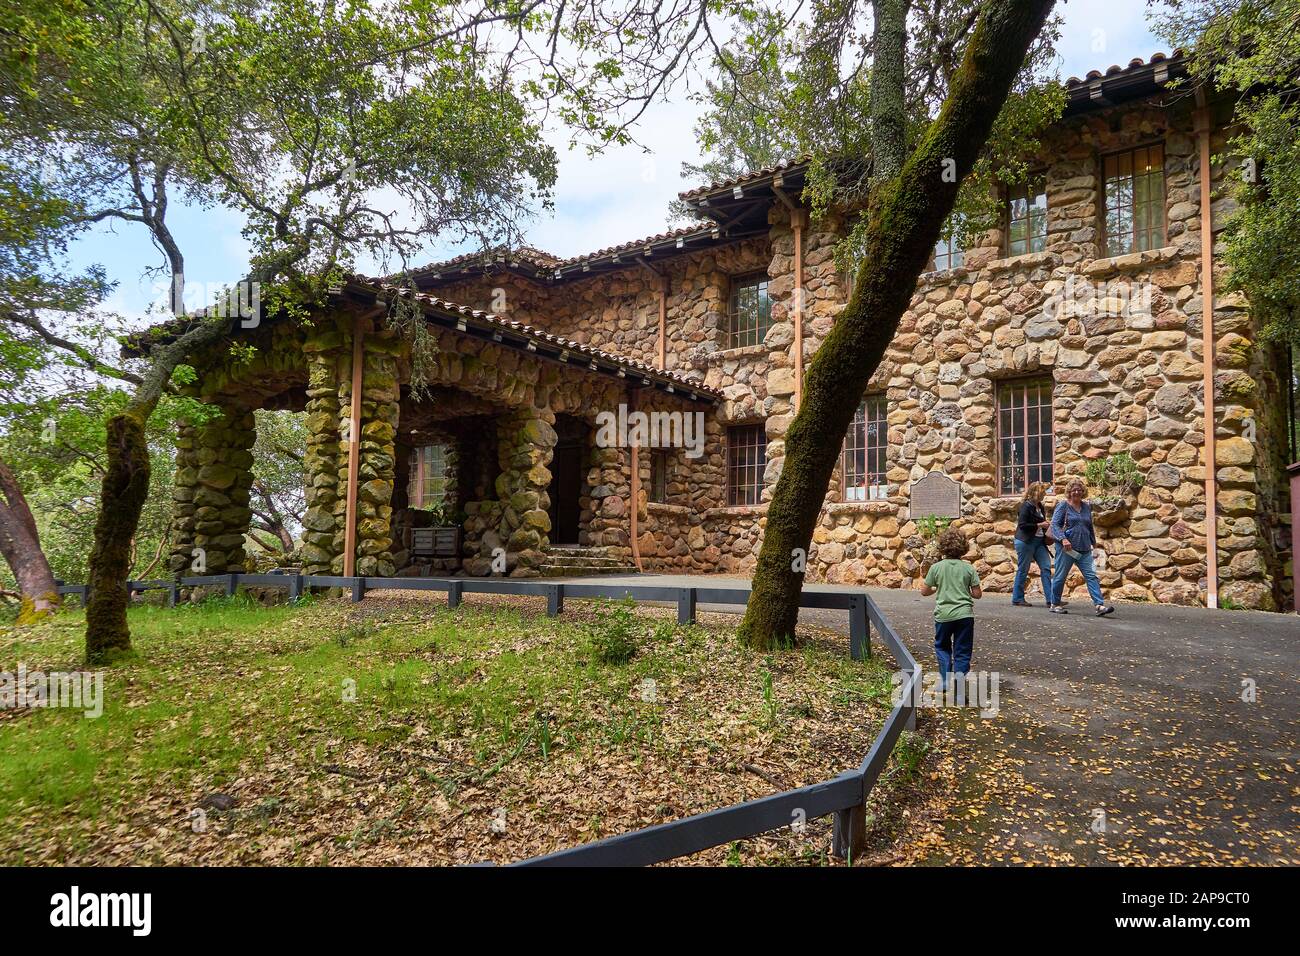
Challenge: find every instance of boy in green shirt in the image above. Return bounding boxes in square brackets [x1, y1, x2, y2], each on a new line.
[920, 528, 982, 681]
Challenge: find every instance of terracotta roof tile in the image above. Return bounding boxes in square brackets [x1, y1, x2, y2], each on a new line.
[348, 275, 720, 400]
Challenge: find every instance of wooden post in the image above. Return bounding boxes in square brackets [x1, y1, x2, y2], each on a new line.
[447, 580, 463, 609]
[546, 584, 563, 617]
[791, 209, 806, 411]
[831, 803, 867, 861]
[1195, 101, 1220, 608]
[628, 387, 644, 573]
[343, 316, 366, 579]
[677, 587, 696, 625]
[849, 595, 870, 660]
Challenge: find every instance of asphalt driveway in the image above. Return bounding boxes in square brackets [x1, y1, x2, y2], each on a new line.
[552, 573, 1300, 865]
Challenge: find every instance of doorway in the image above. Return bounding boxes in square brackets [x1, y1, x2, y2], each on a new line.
[547, 416, 587, 545]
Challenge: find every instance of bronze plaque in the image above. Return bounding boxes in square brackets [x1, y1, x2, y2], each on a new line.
[909, 471, 961, 519]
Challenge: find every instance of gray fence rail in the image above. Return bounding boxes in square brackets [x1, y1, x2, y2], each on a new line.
[56, 571, 919, 865]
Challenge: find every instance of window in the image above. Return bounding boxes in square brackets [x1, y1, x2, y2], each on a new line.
[408, 443, 448, 508]
[727, 424, 767, 506]
[842, 396, 888, 501]
[728, 274, 772, 349]
[932, 217, 965, 271]
[649, 449, 669, 504]
[1104, 144, 1165, 256]
[1006, 176, 1047, 256]
[996, 379, 1054, 496]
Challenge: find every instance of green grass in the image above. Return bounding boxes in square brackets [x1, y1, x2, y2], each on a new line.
[0, 593, 897, 865]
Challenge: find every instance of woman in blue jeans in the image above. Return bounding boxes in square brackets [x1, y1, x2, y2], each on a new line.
[1049, 478, 1116, 617]
[1012, 481, 1053, 607]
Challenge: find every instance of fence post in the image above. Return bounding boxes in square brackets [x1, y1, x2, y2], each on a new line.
[677, 587, 696, 625]
[849, 595, 870, 660]
[447, 581, 463, 609]
[168, 582, 179, 608]
[350, 578, 364, 603]
[288, 574, 303, 602]
[546, 584, 563, 617]
[831, 802, 867, 861]
[225, 574, 237, 597]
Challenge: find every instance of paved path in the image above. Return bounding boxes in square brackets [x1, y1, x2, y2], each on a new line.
[545, 573, 1300, 865]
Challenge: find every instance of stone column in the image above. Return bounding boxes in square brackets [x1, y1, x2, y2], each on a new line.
[168, 404, 256, 575]
[494, 407, 555, 576]
[300, 323, 349, 575]
[347, 329, 402, 577]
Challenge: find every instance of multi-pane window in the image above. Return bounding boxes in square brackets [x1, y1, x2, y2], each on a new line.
[996, 379, 1054, 496]
[649, 449, 668, 504]
[842, 396, 888, 502]
[1006, 177, 1048, 256]
[727, 424, 767, 507]
[932, 218, 965, 271]
[408, 443, 448, 508]
[1104, 144, 1165, 256]
[728, 275, 772, 349]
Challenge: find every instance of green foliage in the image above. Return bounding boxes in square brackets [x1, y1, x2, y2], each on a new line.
[915, 514, 952, 540]
[680, 1, 1065, 272]
[1083, 452, 1145, 497]
[587, 599, 639, 665]
[1155, 0, 1300, 341]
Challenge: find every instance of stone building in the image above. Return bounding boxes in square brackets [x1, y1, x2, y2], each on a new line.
[152, 52, 1292, 610]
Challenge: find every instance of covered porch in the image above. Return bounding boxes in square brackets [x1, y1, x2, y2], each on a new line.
[163, 278, 719, 581]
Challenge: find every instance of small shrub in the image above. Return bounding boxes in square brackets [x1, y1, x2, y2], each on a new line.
[916, 514, 952, 540]
[588, 600, 638, 665]
[1084, 452, 1145, 498]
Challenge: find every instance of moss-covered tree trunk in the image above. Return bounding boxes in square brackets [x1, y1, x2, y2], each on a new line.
[83, 314, 234, 663]
[85, 412, 152, 663]
[738, 0, 1057, 649]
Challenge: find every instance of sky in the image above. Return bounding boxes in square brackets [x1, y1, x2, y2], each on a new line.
[70, 0, 1164, 322]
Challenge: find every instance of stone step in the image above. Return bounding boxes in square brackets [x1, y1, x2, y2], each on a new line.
[541, 555, 629, 568]
[537, 563, 640, 577]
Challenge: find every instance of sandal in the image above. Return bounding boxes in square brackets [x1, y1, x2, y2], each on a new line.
[1049, 605, 1069, 614]
[1095, 604, 1115, 617]
[1013, 600, 1033, 607]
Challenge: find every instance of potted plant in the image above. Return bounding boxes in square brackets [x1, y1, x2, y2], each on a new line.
[1083, 453, 1145, 527]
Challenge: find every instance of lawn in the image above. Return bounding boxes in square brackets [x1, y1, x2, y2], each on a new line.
[0, 591, 925, 865]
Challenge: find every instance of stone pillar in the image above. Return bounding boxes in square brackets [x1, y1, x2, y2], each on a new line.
[300, 322, 349, 575]
[346, 329, 402, 576]
[167, 404, 255, 575]
[493, 406, 555, 576]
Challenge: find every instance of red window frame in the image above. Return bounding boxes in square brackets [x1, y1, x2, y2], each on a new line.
[842, 395, 888, 501]
[727, 424, 767, 506]
[996, 379, 1054, 496]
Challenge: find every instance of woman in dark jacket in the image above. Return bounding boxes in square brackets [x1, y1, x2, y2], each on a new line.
[1012, 481, 1053, 607]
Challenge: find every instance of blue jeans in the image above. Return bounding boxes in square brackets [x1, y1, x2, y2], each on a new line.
[1012, 537, 1052, 604]
[1051, 545, 1105, 606]
[934, 617, 975, 679]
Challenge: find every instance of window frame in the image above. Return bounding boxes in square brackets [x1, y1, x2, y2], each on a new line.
[649, 448, 669, 505]
[995, 378, 1055, 497]
[727, 273, 773, 349]
[409, 443, 449, 509]
[931, 217, 966, 272]
[1004, 174, 1048, 257]
[726, 423, 767, 507]
[841, 394, 889, 502]
[1102, 142, 1167, 257]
